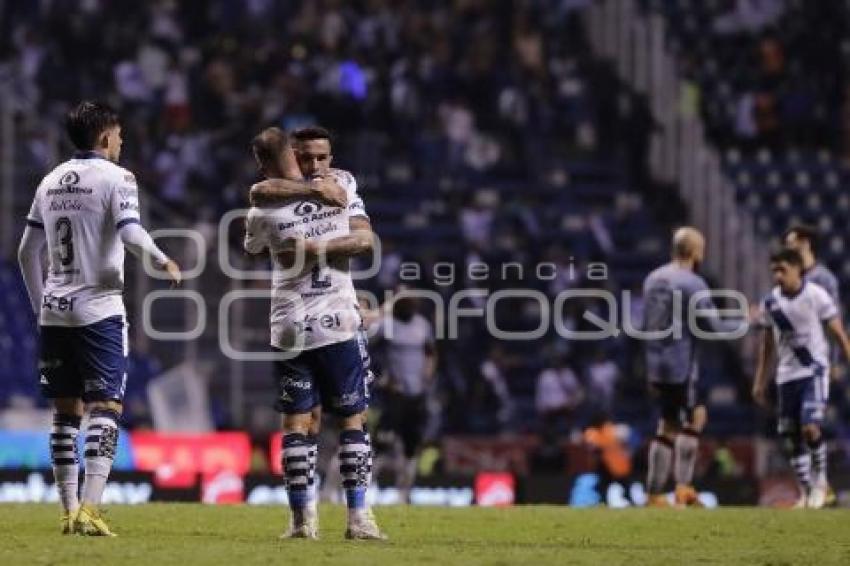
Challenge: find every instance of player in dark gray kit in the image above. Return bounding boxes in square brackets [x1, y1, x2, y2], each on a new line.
[642, 227, 743, 507]
[784, 225, 840, 308]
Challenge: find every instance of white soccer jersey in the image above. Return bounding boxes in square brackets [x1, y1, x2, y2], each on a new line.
[244, 168, 368, 351]
[25, 152, 143, 327]
[761, 282, 838, 384]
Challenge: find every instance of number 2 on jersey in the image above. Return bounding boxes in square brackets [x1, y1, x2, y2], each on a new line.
[310, 264, 331, 288]
[55, 216, 75, 266]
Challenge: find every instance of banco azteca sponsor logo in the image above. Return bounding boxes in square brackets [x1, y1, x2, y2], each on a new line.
[294, 200, 322, 216]
[59, 171, 80, 186]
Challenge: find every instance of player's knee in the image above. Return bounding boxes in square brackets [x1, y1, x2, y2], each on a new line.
[308, 420, 321, 437]
[307, 406, 322, 436]
[53, 397, 84, 417]
[690, 405, 707, 433]
[87, 399, 123, 416]
[657, 419, 680, 440]
[780, 431, 804, 457]
[802, 424, 821, 445]
[341, 411, 365, 431]
[283, 413, 312, 435]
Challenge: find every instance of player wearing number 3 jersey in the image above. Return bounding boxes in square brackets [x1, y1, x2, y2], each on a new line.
[17, 101, 181, 537]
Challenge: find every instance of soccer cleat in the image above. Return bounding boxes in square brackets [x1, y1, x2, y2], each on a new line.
[345, 514, 387, 540]
[646, 494, 671, 508]
[675, 484, 704, 508]
[61, 512, 75, 535]
[791, 493, 809, 509]
[281, 508, 319, 540]
[824, 484, 837, 507]
[808, 485, 828, 509]
[73, 504, 117, 537]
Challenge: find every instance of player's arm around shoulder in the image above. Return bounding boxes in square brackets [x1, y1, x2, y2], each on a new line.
[249, 177, 347, 208]
[331, 168, 368, 219]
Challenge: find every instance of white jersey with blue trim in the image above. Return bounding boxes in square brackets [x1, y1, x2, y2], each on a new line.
[25, 152, 142, 327]
[244, 168, 368, 351]
[761, 282, 838, 385]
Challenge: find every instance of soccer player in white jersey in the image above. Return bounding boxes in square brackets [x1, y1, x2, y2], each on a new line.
[753, 248, 850, 508]
[17, 101, 182, 535]
[244, 127, 384, 540]
[249, 127, 376, 524]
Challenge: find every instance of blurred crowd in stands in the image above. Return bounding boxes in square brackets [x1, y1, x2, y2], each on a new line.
[1, 0, 847, 442]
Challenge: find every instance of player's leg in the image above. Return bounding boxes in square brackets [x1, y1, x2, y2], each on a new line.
[777, 380, 810, 507]
[674, 379, 704, 507]
[646, 384, 677, 506]
[317, 338, 385, 540]
[306, 406, 322, 509]
[274, 350, 320, 538]
[74, 316, 127, 536]
[397, 395, 427, 504]
[52, 398, 84, 532]
[39, 324, 85, 533]
[802, 372, 829, 508]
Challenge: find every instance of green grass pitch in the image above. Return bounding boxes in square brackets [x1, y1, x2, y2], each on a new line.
[1, 504, 849, 565]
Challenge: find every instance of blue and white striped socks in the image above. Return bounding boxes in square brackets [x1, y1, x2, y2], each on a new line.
[306, 434, 319, 507]
[339, 429, 369, 519]
[283, 433, 312, 513]
[808, 436, 827, 487]
[789, 450, 812, 494]
[51, 413, 81, 513]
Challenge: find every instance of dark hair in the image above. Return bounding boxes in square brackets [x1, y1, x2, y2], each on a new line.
[770, 248, 804, 268]
[292, 126, 332, 143]
[783, 224, 819, 256]
[65, 101, 119, 151]
[251, 127, 289, 166]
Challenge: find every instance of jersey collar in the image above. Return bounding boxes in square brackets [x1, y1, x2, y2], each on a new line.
[73, 151, 109, 161]
[781, 280, 806, 299]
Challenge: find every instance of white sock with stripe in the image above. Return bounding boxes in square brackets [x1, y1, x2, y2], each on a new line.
[81, 408, 120, 507]
[51, 413, 82, 514]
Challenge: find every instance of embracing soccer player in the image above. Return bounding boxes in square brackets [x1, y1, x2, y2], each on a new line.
[752, 248, 850, 508]
[17, 101, 182, 535]
[244, 126, 384, 539]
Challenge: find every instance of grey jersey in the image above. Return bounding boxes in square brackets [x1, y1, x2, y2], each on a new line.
[642, 263, 722, 384]
[805, 263, 840, 309]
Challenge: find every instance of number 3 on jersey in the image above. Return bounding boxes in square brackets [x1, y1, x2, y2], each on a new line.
[55, 216, 75, 266]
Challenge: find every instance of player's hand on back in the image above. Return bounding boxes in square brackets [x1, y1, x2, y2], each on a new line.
[310, 177, 347, 208]
[276, 237, 320, 266]
[248, 181, 272, 207]
[163, 259, 182, 288]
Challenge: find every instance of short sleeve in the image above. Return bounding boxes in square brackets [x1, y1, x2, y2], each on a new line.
[110, 169, 142, 229]
[755, 295, 772, 329]
[330, 168, 368, 219]
[814, 286, 839, 321]
[243, 208, 269, 254]
[26, 189, 44, 229]
[688, 275, 712, 308]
